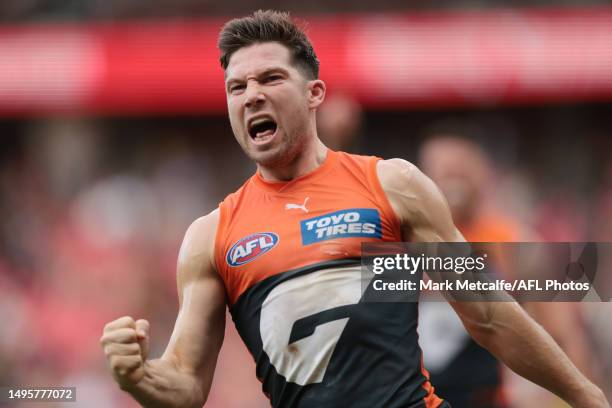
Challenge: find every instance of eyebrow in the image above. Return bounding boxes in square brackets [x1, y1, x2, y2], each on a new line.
[225, 67, 289, 89]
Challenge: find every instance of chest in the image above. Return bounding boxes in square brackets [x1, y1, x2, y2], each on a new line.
[228, 192, 383, 263]
[218, 184, 399, 305]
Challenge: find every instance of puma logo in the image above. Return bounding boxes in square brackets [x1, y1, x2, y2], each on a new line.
[285, 197, 310, 213]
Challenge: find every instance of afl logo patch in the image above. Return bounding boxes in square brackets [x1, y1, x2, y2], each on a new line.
[226, 232, 279, 267]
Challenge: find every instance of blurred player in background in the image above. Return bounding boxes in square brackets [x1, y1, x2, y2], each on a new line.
[419, 134, 599, 408]
[100, 10, 608, 408]
[317, 93, 364, 153]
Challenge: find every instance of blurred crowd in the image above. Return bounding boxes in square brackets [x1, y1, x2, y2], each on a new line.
[0, 118, 267, 407]
[0, 95, 611, 407]
[0, 0, 610, 22]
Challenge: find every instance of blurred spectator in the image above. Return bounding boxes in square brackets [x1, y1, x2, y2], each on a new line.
[534, 190, 588, 242]
[418, 134, 600, 408]
[317, 93, 364, 153]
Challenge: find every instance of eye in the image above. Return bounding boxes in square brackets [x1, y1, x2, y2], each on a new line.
[229, 83, 245, 94]
[264, 74, 283, 83]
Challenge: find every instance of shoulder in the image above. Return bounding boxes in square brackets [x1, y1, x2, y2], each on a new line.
[177, 209, 220, 280]
[376, 158, 422, 192]
[376, 158, 445, 220]
[376, 158, 461, 241]
[185, 209, 220, 238]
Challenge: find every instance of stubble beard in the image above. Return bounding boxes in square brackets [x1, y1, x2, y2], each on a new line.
[249, 123, 308, 170]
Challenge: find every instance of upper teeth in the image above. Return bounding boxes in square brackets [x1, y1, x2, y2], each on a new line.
[251, 118, 272, 127]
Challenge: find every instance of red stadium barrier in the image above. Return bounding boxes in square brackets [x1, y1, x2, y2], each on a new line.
[1, 8, 612, 115]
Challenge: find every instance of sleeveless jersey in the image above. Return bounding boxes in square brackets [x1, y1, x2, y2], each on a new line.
[214, 150, 444, 408]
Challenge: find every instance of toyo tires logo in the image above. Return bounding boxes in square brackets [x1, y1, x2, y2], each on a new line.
[226, 232, 279, 267]
[300, 208, 382, 245]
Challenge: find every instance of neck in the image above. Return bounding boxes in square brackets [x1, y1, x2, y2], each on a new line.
[258, 138, 328, 182]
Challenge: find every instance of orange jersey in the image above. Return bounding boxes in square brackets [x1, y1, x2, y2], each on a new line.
[213, 150, 444, 408]
[460, 214, 520, 242]
[215, 149, 401, 305]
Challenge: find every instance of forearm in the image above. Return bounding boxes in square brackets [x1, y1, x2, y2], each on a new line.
[525, 301, 597, 380]
[470, 302, 607, 407]
[123, 358, 205, 408]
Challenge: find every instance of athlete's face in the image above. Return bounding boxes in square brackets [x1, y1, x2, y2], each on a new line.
[225, 42, 322, 167]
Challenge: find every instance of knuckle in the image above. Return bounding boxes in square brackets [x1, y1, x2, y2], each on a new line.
[113, 356, 141, 377]
[135, 319, 149, 331]
[104, 316, 132, 332]
[126, 356, 142, 369]
[124, 329, 138, 342]
[128, 343, 141, 354]
[105, 343, 120, 358]
[111, 328, 137, 343]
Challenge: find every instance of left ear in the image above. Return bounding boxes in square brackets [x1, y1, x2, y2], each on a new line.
[307, 79, 326, 109]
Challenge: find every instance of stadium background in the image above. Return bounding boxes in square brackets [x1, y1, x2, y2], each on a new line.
[0, 1, 611, 407]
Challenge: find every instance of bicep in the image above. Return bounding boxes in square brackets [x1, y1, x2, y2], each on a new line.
[162, 211, 226, 381]
[163, 273, 226, 378]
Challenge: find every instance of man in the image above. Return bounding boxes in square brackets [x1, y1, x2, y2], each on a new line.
[100, 10, 608, 408]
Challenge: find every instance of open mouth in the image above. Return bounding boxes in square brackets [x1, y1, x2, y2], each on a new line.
[248, 118, 278, 142]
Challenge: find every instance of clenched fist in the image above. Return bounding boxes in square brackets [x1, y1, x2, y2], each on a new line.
[100, 316, 150, 390]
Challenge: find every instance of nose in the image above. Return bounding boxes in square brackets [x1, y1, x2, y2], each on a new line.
[244, 82, 266, 109]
